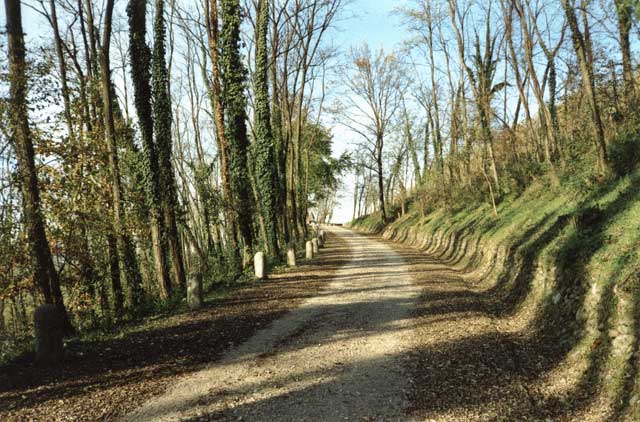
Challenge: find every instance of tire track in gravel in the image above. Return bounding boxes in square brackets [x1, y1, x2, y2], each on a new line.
[123, 227, 422, 422]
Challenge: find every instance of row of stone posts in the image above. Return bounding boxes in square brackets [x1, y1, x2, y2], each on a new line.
[33, 229, 329, 365]
[257, 227, 327, 279]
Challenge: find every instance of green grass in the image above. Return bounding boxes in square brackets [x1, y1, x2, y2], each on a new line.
[352, 169, 640, 418]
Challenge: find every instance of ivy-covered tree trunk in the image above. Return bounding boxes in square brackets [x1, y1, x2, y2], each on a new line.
[152, 0, 186, 290]
[127, 0, 172, 300]
[253, 0, 280, 257]
[220, 0, 254, 257]
[100, 0, 144, 311]
[0, 299, 4, 333]
[5, 0, 74, 335]
[205, 0, 242, 271]
[268, 11, 289, 247]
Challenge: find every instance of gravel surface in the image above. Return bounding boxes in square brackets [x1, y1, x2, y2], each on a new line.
[390, 242, 538, 421]
[123, 227, 422, 422]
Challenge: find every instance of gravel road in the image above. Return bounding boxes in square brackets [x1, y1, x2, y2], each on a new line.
[123, 227, 421, 422]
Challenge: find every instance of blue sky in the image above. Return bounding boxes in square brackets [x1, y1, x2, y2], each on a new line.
[335, 0, 408, 50]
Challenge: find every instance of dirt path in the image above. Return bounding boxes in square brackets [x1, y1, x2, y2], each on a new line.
[4, 227, 595, 421]
[124, 227, 422, 421]
[391, 242, 540, 421]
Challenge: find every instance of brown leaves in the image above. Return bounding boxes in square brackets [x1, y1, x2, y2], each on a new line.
[0, 255, 338, 421]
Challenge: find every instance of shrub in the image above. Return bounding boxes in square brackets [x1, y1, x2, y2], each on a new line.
[609, 130, 640, 177]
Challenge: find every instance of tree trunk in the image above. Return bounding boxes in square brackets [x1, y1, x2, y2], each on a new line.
[220, 0, 254, 257]
[100, 0, 145, 307]
[0, 299, 5, 333]
[253, 0, 280, 257]
[402, 101, 422, 187]
[106, 232, 123, 312]
[614, 0, 635, 103]
[562, 0, 608, 172]
[422, 116, 430, 182]
[425, 5, 445, 183]
[501, 0, 536, 143]
[127, 0, 173, 299]
[376, 135, 387, 222]
[269, 13, 290, 245]
[48, 0, 75, 140]
[5, 0, 74, 335]
[352, 172, 359, 221]
[514, 0, 554, 165]
[153, 0, 186, 289]
[205, 0, 242, 271]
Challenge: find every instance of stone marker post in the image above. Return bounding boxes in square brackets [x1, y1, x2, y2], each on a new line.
[34, 304, 64, 365]
[254, 251, 266, 279]
[187, 244, 204, 309]
[287, 248, 296, 266]
[312, 238, 319, 254]
[306, 240, 314, 259]
[187, 271, 203, 309]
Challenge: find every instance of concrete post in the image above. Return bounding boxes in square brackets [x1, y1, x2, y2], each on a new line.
[187, 271, 203, 309]
[254, 251, 266, 279]
[305, 241, 314, 259]
[287, 248, 296, 267]
[34, 304, 64, 365]
[187, 243, 204, 309]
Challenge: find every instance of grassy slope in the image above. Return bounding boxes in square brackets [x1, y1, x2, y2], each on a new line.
[351, 170, 640, 420]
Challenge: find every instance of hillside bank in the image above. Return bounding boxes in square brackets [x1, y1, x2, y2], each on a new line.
[351, 171, 640, 421]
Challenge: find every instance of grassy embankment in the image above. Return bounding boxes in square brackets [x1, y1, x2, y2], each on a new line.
[351, 170, 640, 420]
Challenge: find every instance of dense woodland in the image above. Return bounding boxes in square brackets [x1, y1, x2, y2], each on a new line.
[0, 0, 349, 357]
[349, 0, 640, 223]
[1, 0, 639, 363]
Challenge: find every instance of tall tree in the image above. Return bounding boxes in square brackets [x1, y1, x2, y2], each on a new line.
[424, 3, 445, 182]
[562, 0, 608, 172]
[562, 0, 607, 172]
[153, 0, 186, 288]
[449, 0, 503, 194]
[47, 0, 75, 140]
[220, 0, 254, 256]
[614, 0, 635, 103]
[401, 96, 422, 187]
[5, 0, 74, 334]
[268, 3, 290, 245]
[253, 0, 280, 256]
[99, 0, 144, 310]
[127, 0, 172, 298]
[205, 0, 242, 270]
[525, 0, 566, 163]
[341, 45, 403, 223]
[513, 0, 555, 165]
